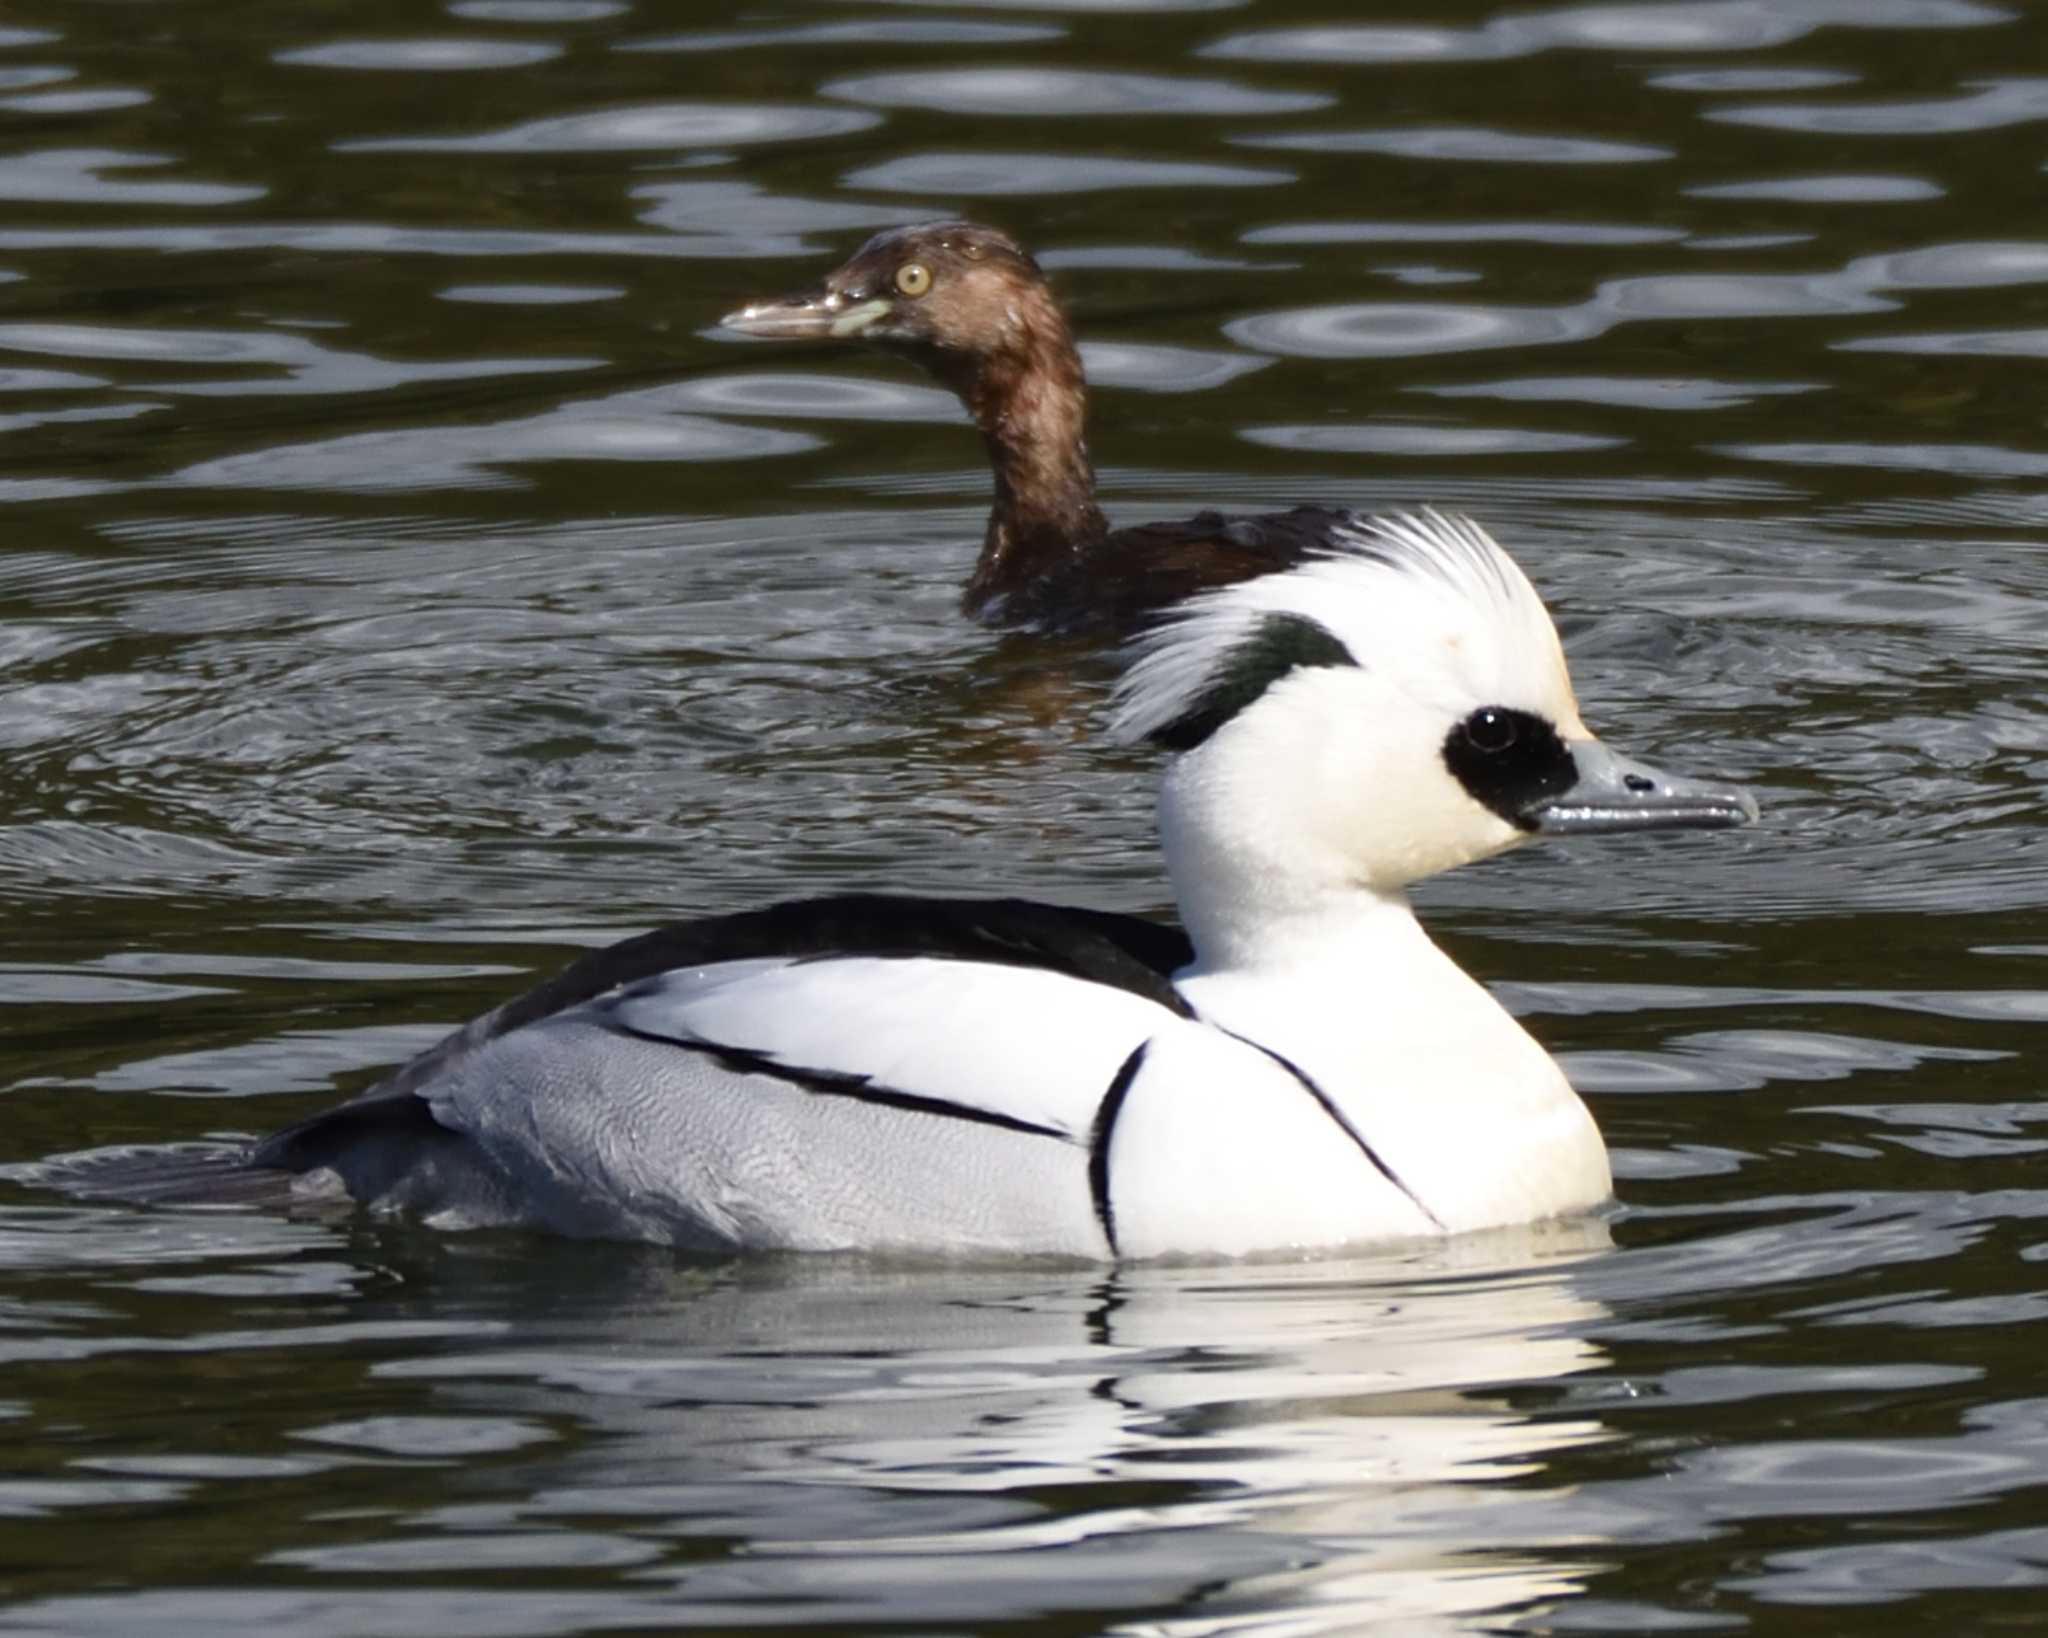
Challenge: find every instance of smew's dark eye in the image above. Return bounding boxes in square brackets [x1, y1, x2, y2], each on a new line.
[1463, 707, 1518, 753]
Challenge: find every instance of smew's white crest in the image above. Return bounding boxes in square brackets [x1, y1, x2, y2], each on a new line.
[1110, 509, 1583, 747]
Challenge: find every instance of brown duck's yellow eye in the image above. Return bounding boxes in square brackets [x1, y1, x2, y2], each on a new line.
[894, 262, 933, 298]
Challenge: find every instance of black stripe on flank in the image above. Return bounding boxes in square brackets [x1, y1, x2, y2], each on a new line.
[1088, 1042, 1149, 1258]
[610, 1024, 1075, 1143]
[1223, 1030, 1446, 1232]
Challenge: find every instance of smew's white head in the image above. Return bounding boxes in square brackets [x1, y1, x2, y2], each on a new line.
[1110, 511, 1755, 966]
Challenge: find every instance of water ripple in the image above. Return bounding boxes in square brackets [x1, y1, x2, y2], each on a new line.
[1227, 301, 1604, 358]
[1714, 76, 2048, 135]
[0, 969, 228, 1007]
[1601, 268, 1892, 318]
[1079, 341, 1271, 392]
[1730, 1526, 2048, 1603]
[450, 1, 625, 19]
[272, 1531, 662, 1573]
[1228, 266, 1896, 359]
[297, 1414, 555, 1456]
[1837, 327, 2048, 356]
[21, 1027, 447, 1098]
[2, 87, 151, 115]
[275, 38, 563, 70]
[1244, 422, 1622, 456]
[437, 283, 620, 306]
[1416, 374, 1821, 410]
[1240, 127, 1670, 164]
[1689, 174, 1943, 202]
[1853, 240, 2048, 289]
[1207, 1, 2006, 63]
[1649, 66, 1862, 92]
[1244, 219, 1686, 246]
[0, 148, 260, 206]
[0, 321, 593, 397]
[1204, 22, 1521, 63]
[890, 0, 1246, 10]
[828, 67, 1326, 117]
[1042, 242, 1278, 270]
[667, 371, 960, 423]
[171, 392, 818, 491]
[631, 180, 915, 250]
[847, 151, 1286, 195]
[624, 20, 1063, 51]
[0, 221, 793, 261]
[1719, 440, 2048, 479]
[344, 102, 879, 153]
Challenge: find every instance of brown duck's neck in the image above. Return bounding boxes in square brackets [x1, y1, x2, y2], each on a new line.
[928, 325, 1110, 617]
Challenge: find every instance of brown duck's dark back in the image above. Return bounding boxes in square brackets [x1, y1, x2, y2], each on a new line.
[1000, 506, 1357, 635]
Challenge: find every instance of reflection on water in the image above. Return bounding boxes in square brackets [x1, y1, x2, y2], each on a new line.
[0, 1216, 1624, 1632]
[6, 0, 2048, 1629]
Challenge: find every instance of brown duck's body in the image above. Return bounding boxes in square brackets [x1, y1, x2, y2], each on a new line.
[983, 505, 1358, 632]
[723, 222, 1352, 635]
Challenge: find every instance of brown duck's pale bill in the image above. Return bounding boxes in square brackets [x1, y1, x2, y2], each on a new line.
[720, 292, 893, 341]
[1526, 739, 1759, 835]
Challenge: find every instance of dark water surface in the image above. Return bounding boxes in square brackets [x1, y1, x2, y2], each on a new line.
[5, 0, 2048, 1629]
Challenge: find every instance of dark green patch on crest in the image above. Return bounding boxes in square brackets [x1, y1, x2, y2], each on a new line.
[1150, 613, 1358, 751]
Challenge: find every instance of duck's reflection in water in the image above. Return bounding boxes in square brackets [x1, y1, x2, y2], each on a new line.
[380, 1219, 1620, 1631]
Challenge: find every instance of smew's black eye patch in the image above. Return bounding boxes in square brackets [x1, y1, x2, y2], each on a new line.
[1440, 706, 1577, 829]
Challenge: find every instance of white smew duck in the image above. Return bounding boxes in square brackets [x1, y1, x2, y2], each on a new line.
[238, 511, 1755, 1258]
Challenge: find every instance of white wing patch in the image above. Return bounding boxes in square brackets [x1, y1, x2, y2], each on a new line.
[600, 955, 1179, 1142]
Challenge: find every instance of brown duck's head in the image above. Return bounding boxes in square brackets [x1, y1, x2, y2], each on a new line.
[721, 221, 1068, 375]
